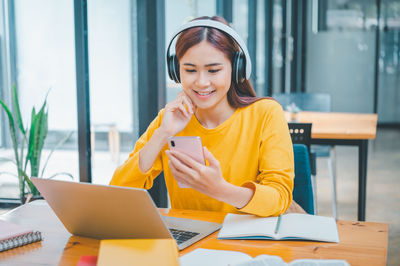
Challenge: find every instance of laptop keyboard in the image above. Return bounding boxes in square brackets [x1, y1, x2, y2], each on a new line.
[169, 228, 200, 245]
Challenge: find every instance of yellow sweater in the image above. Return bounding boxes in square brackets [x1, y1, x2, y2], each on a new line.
[110, 99, 294, 217]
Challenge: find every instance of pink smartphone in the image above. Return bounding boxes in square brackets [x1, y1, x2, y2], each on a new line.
[167, 136, 206, 165]
[168, 136, 205, 188]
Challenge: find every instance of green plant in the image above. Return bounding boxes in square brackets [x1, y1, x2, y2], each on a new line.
[0, 84, 73, 202]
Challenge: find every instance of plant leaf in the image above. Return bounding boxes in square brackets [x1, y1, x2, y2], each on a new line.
[22, 172, 39, 195]
[26, 110, 38, 167]
[27, 100, 48, 177]
[40, 131, 73, 178]
[22, 126, 29, 173]
[26, 107, 37, 167]
[34, 108, 48, 176]
[11, 84, 25, 136]
[19, 125, 28, 179]
[31, 107, 36, 124]
[47, 172, 74, 180]
[0, 99, 20, 169]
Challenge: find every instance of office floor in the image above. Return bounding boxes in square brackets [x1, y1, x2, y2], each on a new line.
[315, 128, 400, 266]
[0, 128, 399, 265]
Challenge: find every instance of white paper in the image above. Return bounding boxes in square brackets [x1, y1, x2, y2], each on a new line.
[180, 248, 251, 266]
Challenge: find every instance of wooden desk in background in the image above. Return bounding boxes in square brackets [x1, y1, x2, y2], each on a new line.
[0, 201, 388, 266]
[285, 111, 378, 221]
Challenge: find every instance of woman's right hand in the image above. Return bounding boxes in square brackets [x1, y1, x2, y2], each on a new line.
[159, 91, 195, 137]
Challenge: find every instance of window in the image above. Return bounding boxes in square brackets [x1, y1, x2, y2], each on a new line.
[87, 0, 137, 185]
[313, 0, 377, 32]
[0, 0, 78, 199]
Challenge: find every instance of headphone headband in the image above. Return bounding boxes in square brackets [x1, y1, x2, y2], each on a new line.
[166, 19, 252, 80]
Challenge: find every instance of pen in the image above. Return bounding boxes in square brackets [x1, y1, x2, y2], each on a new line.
[274, 215, 282, 234]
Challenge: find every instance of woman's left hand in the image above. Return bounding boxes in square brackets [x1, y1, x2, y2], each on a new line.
[165, 147, 227, 199]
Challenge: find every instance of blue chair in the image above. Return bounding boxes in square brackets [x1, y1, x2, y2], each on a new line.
[288, 123, 317, 212]
[274, 92, 337, 219]
[293, 144, 315, 215]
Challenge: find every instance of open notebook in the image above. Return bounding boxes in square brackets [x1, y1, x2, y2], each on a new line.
[218, 213, 339, 242]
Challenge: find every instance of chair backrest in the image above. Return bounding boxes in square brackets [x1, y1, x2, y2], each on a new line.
[288, 122, 316, 178]
[292, 144, 314, 215]
[288, 123, 312, 152]
[273, 92, 331, 112]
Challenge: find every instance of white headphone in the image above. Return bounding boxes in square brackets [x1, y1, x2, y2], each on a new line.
[166, 19, 252, 84]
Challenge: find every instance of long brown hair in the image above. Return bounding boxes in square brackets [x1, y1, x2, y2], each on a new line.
[175, 16, 265, 108]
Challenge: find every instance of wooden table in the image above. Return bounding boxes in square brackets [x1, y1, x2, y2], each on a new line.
[0, 201, 388, 266]
[286, 111, 378, 221]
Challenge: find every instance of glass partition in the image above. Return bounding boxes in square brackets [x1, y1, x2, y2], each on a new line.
[306, 0, 377, 113]
[272, 0, 284, 95]
[87, 0, 137, 185]
[232, 0, 248, 42]
[256, 0, 266, 96]
[0, 0, 78, 199]
[377, 0, 400, 123]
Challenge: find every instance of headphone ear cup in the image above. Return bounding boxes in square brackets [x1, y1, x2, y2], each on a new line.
[167, 55, 174, 81]
[232, 51, 246, 84]
[167, 55, 180, 83]
[174, 55, 180, 83]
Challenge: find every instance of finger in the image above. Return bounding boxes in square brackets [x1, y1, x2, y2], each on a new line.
[167, 155, 197, 188]
[174, 95, 190, 116]
[167, 152, 186, 176]
[181, 96, 194, 114]
[165, 101, 182, 113]
[168, 150, 204, 172]
[167, 151, 198, 177]
[167, 98, 189, 117]
[177, 91, 195, 112]
[168, 160, 188, 184]
[203, 147, 219, 168]
[177, 103, 190, 117]
[182, 93, 195, 110]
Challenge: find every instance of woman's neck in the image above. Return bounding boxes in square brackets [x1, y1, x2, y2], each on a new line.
[195, 102, 236, 129]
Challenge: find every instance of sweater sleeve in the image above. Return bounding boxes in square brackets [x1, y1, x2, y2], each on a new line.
[109, 110, 165, 189]
[238, 103, 294, 217]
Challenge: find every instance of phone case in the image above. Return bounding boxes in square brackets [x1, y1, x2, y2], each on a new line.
[168, 136, 206, 188]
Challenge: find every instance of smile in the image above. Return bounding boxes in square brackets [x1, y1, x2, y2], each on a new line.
[194, 90, 216, 96]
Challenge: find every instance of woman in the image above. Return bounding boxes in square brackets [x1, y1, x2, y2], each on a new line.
[110, 16, 294, 217]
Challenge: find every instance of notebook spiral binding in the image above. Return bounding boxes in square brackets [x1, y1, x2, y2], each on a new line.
[0, 231, 42, 252]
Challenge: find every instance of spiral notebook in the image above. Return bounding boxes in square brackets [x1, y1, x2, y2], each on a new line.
[0, 219, 42, 252]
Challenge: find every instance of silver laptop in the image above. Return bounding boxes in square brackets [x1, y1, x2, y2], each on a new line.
[30, 177, 221, 250]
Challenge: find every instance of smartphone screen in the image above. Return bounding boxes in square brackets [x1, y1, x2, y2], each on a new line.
[168, 136, 205, 165]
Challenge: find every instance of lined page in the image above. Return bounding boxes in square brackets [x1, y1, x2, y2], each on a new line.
[218, 214, 278, 238]
[277, 213, 339, 242]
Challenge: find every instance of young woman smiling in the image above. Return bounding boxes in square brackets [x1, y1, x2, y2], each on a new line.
[110, 16, 294, 217]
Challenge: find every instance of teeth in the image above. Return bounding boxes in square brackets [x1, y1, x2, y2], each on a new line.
[196, 91, 214, 96]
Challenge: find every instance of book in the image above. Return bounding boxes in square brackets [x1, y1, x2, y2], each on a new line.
[97, 239, 179, 266]
[180, 248, 350, 266]
[0, 219, 43, 252]
[77, 255, 98, 266]
[217, 213, 339, 243]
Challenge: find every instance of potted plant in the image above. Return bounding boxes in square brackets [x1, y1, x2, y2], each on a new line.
[0, 85, 73, 203]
